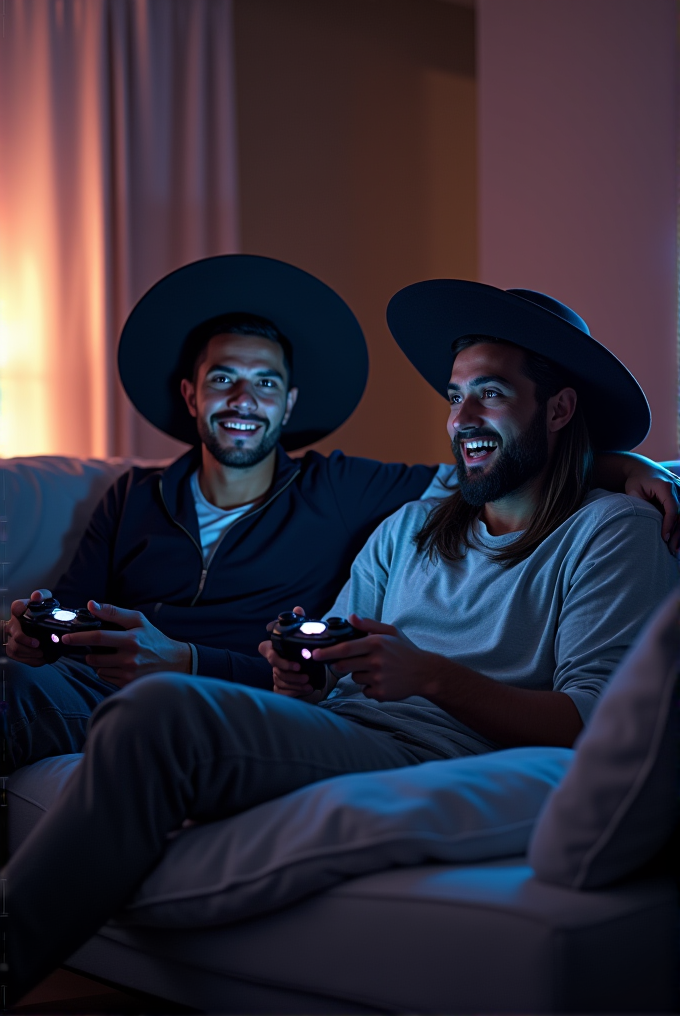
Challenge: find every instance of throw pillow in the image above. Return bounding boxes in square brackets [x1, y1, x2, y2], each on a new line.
[529, 587, 680, 889]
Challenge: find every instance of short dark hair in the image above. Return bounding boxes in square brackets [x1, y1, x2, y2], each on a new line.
[180, 312, 294, 386]
[415, 334, 593, 568]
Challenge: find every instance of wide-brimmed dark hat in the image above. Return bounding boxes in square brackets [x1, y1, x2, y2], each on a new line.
[386, 280, 650, 450]
[118, 255, 369, 450]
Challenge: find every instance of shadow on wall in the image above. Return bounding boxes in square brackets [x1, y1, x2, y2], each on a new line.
[233, 0, 477, 466]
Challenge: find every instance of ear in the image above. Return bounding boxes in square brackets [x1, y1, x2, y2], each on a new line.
[180, 378, 198, 419]
[282, 386, 299, 426]
[547, 387, 577, 434]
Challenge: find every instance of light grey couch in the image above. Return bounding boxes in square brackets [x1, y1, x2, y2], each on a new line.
[3, 456, 678, 1014]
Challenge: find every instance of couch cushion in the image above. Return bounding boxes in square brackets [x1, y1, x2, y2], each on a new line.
[10, 746, 573, 927]
[1, 455, 166, 612]
[69, 861, 677, 1015]
[529, 587, 680, 889]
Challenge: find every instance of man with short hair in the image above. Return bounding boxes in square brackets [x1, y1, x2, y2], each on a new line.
[6, 259, 673, 769]
[5, 281, 678, 999]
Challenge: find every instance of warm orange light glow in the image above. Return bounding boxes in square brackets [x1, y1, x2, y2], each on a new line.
[0, 0, 109, 460]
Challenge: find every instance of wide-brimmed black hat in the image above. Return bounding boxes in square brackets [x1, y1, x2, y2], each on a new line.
[118, 255, 369, 450]
[386, 280, 650, 450]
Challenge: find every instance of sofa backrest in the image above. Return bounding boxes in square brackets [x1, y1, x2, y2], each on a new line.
[1, 456, 167, 619]
[2, 455, 679, 622]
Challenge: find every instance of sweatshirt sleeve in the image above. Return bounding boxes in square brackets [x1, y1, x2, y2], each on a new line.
[193, 644, 273, 689]
[327, 453, 438, 538]
[554, 505, 679, 724]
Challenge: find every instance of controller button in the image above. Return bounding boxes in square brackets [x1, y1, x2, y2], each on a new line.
[50, 634, 60, 643]
[76, 608, 95, 620]
[278, 612, 298, 626]
[326, 617, 346, 629]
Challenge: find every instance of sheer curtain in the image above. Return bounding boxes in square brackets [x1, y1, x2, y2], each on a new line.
[0, 0, 240, 459]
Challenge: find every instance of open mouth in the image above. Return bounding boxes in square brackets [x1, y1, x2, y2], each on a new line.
[216, 418, 264, 437]
[460, 437, 499, 465]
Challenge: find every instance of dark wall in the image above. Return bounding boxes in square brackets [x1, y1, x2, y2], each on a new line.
[233, 0, 476, 464]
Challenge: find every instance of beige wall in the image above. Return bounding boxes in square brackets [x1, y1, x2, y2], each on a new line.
[477, 0, 678, 460]
[233, 0, 477, 465]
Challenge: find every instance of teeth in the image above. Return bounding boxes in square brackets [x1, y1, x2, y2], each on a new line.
[464, 439, 497, 451]
[221, 421, 258, 431]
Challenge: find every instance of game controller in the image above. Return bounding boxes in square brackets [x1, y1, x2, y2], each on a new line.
[269, 612, 366, 690]
[20, 597, 125, 664]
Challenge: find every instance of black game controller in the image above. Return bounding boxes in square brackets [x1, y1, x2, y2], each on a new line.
[269, 612, 366, 690]
[20, 597, 125, 664]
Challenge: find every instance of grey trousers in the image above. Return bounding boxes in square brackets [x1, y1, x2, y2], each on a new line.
[4, 673, 436, 1001]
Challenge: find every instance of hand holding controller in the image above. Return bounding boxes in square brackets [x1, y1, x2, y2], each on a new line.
[269, 612, 366, 690]
[19, 597, 124, 664]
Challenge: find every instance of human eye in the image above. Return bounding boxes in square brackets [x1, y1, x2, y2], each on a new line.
[209, 373, 231, 386]
[258, 377, 279, 389]
[482, 388, 502, 399]
[448, 392, 462, 405]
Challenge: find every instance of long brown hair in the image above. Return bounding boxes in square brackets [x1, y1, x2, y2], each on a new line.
[415, 336, 594, 568]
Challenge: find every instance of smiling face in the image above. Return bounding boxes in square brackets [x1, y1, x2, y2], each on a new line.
[447, 342, 552, 506]
[180, 333, 298, 469]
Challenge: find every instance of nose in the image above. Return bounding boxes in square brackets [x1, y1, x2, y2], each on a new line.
[448, 394, 484, 434]
[226, 379, 258, 413]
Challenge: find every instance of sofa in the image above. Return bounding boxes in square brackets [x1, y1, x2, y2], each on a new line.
[3, 455, 679, 1014]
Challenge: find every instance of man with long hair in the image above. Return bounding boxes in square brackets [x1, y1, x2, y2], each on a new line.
[5, 283, 679, 1000]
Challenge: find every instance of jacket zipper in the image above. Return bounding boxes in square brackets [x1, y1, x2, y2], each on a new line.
[158, 467, 301, 608]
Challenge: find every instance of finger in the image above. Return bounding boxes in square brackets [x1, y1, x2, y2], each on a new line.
[6, 646, 44, 664]
[668, 519, 680, 556]
[257, 641, 300, 670]
[62, 629, 127, 648]
[31, 589, 53, 601]
[273, 668, 310, 687]
[313, 638, 374, 663]
[12, 631, 41, 649]
[658, 492, 679, 543]
[11, 598, 30, 618]
[348, 614, 399, 636]
[293, 606, 305, 616]
[87, 600, 144, 630]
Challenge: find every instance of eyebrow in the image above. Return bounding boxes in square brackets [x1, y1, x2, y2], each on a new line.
[447, 374, 514, 392]
[207, 364, 285, 381]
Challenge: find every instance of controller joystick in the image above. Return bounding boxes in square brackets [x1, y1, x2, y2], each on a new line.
[20, 597, 124, 664]
[268, 613, 366, 690]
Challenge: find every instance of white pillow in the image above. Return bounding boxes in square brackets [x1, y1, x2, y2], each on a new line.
[117, 746, 572, 928]
[529, 588, 680, 889]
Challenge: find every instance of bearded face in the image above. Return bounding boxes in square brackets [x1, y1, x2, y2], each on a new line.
[452, 402, 549, 506]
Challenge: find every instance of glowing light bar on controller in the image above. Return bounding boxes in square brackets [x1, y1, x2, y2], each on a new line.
[53, 609, 76, 621]
[299, 621, 326, 635]
[51, 634, 60, 643]
[301, 648, 312, 659]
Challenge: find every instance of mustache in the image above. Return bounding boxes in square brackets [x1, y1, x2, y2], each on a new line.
[211, 411, 269, 428]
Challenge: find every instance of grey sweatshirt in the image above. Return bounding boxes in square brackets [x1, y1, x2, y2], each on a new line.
[319, 490, 678, 758]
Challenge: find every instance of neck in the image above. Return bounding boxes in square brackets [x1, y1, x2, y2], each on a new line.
[198, 446, 277, 509]
[480, 470, 546, 536]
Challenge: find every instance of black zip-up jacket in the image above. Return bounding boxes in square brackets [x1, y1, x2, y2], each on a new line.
[54, 446, 436, 687]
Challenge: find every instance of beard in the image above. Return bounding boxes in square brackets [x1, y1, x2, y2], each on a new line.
[453, 405, 549, 507]
[197, 413, 283, 469]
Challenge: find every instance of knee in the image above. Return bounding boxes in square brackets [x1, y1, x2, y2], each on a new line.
[89, 672, 202, 738]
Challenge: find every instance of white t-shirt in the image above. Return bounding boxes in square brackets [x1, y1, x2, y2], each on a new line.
[190, 470, 256, 565]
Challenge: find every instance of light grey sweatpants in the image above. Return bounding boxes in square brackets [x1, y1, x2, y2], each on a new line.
[4, 673, 437, 1002]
